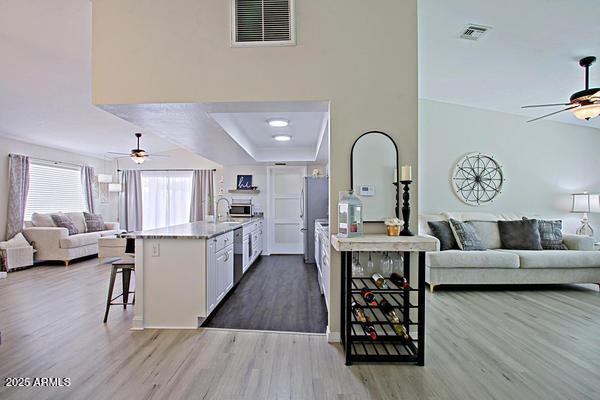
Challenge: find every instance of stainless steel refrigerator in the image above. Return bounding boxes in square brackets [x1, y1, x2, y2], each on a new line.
[302, 176, 329, 263]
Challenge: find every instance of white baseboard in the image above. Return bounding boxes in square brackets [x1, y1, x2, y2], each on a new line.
[326, 327, 340, 342]
[130, 317, 144, 330]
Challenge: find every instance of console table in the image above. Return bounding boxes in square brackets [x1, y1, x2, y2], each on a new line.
[331, 234, 437, 366]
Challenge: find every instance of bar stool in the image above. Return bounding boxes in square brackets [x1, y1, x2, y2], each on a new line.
[103, 238, 135, 323]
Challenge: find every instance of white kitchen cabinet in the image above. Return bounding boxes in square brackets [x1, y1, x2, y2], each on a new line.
[206, 238, 218, 314]
[215, 244, 234, 304]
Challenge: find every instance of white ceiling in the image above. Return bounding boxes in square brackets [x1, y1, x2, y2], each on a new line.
[100, 101, 330, 165]
[419, 0, 600, 128]
[0, 0, 177, 158]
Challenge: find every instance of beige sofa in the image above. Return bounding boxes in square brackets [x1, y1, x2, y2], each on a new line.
[420, 212, 600, 290]
[22, 212, 120, 265]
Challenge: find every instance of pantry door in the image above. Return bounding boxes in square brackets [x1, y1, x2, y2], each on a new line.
[267, 166, 306, 254]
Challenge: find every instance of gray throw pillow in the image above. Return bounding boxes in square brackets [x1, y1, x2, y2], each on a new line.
[466, 220, 502, 249]
[522, 217, 567, 250]
[428, 221, 459, 251]
[498, 219, 543, 250]
[448, 219, 486, 251]
[50, 214, 79, 235]
[84, 212, 106, 232]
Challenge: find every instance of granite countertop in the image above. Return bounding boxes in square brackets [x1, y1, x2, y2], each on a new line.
[131, 217, 263, 239]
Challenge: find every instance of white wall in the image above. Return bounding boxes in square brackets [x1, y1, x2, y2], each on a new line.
[0, 135, 117, 240]
[419, 100, 600, 240]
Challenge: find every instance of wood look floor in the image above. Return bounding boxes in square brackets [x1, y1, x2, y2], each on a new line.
[206, 255, 328, 333]
[1, 258, 600, 400]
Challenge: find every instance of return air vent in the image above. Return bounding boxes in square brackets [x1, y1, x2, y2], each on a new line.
[460, 24, 491, 41]
[232, 0, 295, 46]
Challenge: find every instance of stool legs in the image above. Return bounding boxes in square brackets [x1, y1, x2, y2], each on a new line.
[103, 266, 117, 323]
[122, 269, 132, 309]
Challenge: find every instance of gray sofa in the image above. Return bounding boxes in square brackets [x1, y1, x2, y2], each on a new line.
[420, 212, 600, 290]
[22, 212, 120, 265]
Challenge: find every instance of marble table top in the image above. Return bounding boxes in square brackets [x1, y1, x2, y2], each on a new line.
[130, 217, 263, 239]
[331, 234, 437, 252]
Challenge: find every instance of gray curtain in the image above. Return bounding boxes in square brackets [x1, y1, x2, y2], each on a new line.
[120, 170, 143, 231]
[189, 169, 215, 222]
[81, 165, 97, 214]
[6, 154, 30, 240]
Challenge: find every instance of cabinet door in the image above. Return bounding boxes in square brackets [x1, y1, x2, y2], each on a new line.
[223, 245, 234, 293]
[242, 236, 250, 272]
[207, 239, 217, 314]
[215, 249, 227, 303]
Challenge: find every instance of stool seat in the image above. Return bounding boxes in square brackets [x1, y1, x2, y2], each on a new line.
[103, 257, 135, 323]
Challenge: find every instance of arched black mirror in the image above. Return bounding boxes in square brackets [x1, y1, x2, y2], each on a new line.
[351, 131, 399, 222]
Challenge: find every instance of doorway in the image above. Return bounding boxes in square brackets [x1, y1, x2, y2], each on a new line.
[267, 166, 306, 254]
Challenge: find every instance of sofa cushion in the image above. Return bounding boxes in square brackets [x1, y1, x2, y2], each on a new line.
[444, 212, 499, 222]
[31, 213, 56, 227]
[427, 221, 458, 251]
[427, 250, 520, 269]
[65, 212, 87, 234]
[51, 214, 79, 235]
[466, 221, 502, 249]
[84, 212, 106, 232]
[60, 232, 102, 249]
[449, 219, 486, 251]
[497, 250, 600, 269]
[498, 219, 543, 250]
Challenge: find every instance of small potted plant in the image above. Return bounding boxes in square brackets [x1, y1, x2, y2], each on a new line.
[384, 217, 404, 236]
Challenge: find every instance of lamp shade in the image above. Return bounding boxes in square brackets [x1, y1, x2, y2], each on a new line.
[108, 183, 122, 192]
[97, 174, 113, 183]
[571, 193, 591, 213]
[590, 194, 600, 214]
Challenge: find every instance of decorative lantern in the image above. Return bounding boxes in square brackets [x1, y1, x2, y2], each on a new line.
[338, 190, 363, 237]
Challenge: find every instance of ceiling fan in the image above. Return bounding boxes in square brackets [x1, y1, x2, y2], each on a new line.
[107, 133, 169, 164]
[522, 56, 600, 122]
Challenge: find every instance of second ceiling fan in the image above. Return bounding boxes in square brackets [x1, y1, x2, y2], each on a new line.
[522, 56, 600, 122]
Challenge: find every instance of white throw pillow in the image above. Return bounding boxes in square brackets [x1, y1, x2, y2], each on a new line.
[466, 220, 502, 249]
[0, 233, 30, 249]
[31, 213, 56, 227]
[65, 212, 87, 233]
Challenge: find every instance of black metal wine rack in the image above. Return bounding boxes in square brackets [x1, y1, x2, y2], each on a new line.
[341, 251, 426, 365]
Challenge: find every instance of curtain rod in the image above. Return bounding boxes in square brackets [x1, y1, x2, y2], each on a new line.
[117, 168, 217, 172]
[10, 154, 83, 169]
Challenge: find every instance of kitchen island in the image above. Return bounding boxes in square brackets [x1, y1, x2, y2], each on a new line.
[130, 217, 263, 329]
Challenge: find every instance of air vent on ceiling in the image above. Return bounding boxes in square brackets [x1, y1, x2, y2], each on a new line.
[232, 0, 296, 47]
[460, 24, 491, 41]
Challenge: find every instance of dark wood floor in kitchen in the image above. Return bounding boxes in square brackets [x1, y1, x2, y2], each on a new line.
[205, 255, 328, 333]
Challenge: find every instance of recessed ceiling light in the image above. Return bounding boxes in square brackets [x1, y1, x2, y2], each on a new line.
[268, 118, 289, 127]
[273, 135, 292, 142]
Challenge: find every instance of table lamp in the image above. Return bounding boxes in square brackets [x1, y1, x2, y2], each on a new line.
[570, 193, 597, 236]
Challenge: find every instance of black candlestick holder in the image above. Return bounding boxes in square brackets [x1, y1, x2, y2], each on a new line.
[400, 180, 413, 236]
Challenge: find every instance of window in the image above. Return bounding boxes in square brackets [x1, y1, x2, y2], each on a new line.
[231, 0, 295, 46]
[141, 171, 194, 231]
[25, 162, 87, 220]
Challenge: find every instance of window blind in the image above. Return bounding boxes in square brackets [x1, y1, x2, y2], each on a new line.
[24, 162, 87, 220]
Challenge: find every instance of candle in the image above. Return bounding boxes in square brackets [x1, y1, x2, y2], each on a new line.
[401, 165, 412, 181]
[393, 168, 398, 182]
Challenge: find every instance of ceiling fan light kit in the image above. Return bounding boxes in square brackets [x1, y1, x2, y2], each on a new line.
[523, 56, 600, 122]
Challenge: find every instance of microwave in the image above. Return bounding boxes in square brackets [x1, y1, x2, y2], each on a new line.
[229, 199, 253, 218]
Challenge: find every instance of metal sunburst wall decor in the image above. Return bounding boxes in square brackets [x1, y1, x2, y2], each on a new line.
[452, 152, 504, 206]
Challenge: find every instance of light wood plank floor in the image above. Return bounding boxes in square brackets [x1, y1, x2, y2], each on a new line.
[1, 258, 599, 400]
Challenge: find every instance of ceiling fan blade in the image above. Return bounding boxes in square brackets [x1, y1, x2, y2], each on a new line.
[522, 103, 572, 109]
[145, 154, 171, 158]
[527, 105, 579, 123]
[106, 152, 131, 156]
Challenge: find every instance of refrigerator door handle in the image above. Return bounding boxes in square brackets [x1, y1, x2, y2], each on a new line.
[300, 185, 304, 219]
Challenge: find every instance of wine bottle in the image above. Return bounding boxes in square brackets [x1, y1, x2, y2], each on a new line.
[371, 273, 388, 289]
[379, 299, 411, 343]
[351, 302, 377, 340]
[360, 287, 378, 306]
[389, 272, 410, 289]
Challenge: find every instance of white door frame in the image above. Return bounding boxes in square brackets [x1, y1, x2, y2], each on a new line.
[266, 165, 307, 254]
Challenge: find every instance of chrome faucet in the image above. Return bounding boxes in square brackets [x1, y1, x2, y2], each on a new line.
[216, 197, 231, 221]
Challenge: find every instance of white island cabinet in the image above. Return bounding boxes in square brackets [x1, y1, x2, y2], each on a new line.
[131, 218, 262, 330]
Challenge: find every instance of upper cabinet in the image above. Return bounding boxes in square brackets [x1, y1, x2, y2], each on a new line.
[351, 131, 399, 222]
